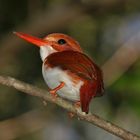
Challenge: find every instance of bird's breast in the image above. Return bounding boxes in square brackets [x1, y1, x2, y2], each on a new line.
[42, 63, 84, 101]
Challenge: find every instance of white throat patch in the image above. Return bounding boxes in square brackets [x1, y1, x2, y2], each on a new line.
[40, 45, 56, 61]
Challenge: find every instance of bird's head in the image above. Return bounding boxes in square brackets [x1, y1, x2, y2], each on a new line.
[14, 32, 82, 61]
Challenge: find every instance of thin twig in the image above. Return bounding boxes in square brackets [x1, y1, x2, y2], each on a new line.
[0, 75, 139, 140]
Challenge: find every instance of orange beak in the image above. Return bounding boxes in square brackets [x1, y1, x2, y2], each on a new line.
[14, 32, 51, 47]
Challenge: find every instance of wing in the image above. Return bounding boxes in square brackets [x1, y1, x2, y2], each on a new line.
[45, 51, 104, 113]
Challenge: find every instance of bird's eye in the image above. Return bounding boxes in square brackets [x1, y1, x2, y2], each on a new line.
[57, 39, 66, 45]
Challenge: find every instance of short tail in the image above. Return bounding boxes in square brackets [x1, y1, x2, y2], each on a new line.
[80, 81, 97, 114]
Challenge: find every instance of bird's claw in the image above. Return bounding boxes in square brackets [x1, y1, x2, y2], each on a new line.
[49, 90, 58, 101]
[74, 101, 81, 108]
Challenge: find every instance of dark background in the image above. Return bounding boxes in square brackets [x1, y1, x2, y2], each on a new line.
[0, 0, 140, 140]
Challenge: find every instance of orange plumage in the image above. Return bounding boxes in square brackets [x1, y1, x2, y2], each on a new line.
[14, 32, 104, 113]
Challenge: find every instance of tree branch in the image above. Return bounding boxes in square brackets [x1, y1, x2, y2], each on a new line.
[0, 75, 139, 140]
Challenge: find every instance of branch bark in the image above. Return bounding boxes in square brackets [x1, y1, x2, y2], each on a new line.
[0, 75, 139, 140]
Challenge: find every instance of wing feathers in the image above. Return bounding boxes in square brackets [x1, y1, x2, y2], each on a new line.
[45, 51, 104, 113]
[46, 51, 99, 80]
[80, 81, 97, 113]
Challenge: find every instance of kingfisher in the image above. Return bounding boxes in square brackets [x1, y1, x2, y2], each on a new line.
[14, 32, 104, 114]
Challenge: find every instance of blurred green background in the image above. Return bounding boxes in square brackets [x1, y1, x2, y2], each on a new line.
[0, 0, 140, 140]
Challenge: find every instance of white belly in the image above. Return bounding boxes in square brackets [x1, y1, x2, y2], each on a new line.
[42, 65, 84, 101]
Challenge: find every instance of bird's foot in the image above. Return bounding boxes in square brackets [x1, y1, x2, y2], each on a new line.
[49, 90, 58, 97]
[67, 101, 81, 118]
[74, 101, 81, 108]
[49, 82, 65, 101]
[49, 89, 58, 101]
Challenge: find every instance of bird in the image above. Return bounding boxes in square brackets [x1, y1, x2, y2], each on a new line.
[14, 32, 104, 114]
